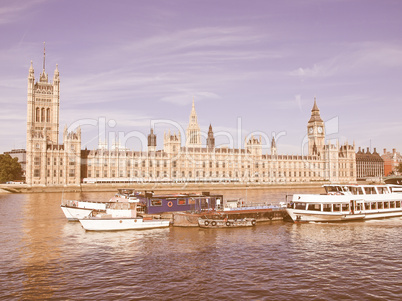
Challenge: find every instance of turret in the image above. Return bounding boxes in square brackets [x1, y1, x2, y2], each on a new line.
[148, 128, 157, 152]
[271, 136, 277, 156]
[163, 131, 181, 154]
[246, 135, 262, 157]
[207, 124, 215, 150]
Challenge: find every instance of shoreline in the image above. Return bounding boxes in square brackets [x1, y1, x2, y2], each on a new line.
[0, 182, 330, 194]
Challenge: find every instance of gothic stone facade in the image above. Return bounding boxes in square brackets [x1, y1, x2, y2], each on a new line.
[26, 61, 356, 186]
[26, 60, 81, 186]
[82, 100, 356, 185]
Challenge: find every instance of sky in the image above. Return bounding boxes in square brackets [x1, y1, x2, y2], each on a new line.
[1, 0, 402, 155]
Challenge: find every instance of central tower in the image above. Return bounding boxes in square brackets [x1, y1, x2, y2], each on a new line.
[186, 99, 201, 147]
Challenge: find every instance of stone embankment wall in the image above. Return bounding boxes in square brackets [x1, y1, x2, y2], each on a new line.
[0, 182, 327, 194]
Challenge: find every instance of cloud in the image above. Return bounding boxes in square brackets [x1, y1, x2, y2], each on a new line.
[0, 0, 47, 25]
[290, 60, 338, 78]
[290, 42, 402, 79]
[160, 91, 220, 106]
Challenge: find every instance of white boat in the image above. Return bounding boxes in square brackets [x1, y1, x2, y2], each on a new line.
[60, 189, 139, 221]
[60, 200, 108, 221]
[79, 201, 170, 231]
[286, 184, 402, 222]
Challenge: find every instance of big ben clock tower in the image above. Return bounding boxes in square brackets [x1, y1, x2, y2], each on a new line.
[307, 98, 325, 155]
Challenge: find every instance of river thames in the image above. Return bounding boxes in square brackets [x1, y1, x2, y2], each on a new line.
[1, 190, 401, 300]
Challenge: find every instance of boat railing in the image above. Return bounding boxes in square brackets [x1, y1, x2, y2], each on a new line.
[61, 199, 79, 207]
[224, 203, 281, 211]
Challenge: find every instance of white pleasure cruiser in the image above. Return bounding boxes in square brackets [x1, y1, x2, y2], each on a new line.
[60, 189, 138, 221]
[286, 184, 402, 222]
[79, 201, 170, 231]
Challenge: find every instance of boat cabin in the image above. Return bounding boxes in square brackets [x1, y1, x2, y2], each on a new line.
[324, 184, 392, 195]
[134, 191, 224, 214]
[290, 184, 402, 213]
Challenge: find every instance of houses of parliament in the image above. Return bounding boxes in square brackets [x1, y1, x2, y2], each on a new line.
[26, 53, 357, 187]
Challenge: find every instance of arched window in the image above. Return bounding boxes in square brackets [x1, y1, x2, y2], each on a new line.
[36, 107, 40, 122]
[41, 108, 45, 122]
[46, 108, 50, 122]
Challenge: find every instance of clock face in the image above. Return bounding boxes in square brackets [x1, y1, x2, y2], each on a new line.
[318, 126, 323, 134]
[309, 127, 313, 134]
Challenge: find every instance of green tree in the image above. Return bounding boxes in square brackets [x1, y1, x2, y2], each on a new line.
[0, 154, 22, 183]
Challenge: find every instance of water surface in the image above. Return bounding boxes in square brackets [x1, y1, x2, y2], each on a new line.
[0, 191, 401, 300]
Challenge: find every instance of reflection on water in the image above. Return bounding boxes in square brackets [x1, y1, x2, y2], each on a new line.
[0, 190, 401, 300]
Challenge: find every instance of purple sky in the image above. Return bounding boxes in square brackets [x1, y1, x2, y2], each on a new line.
[1, 0, 402, 155]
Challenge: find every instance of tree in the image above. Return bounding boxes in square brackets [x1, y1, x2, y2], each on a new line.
[0, 154, 22, 183]
[397, 162, 402, 174]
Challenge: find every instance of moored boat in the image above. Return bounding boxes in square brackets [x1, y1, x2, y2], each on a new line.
[198, 217, 256, 228]
[79, 201, 170, 231]
[173, 201, 286, 227]
[286, 184, 402, 222]
[60, 189, 141, 221]
[137, 191, 223, 214]
[384, 175, 402, 185]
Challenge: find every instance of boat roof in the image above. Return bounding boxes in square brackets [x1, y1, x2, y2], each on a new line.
[117, 189, 223, 199]
[323, 184, 390, 188]
[145, 193, 222, 199]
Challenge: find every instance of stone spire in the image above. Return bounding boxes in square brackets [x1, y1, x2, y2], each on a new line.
[186, 98, 201, 147]
[207, 124, 215, 150]
[148, 128, 157, 152]
[39, 42, 48, 83]
[29, 60, 34, 73]
[43, 41, 46, 73]
[309, 97, 323, 123]
[271, 136, 277, 156]
[54, 64, 59, 77]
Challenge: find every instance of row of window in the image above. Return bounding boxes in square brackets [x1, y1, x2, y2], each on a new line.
[150, 198, 190, 206]
[87, 159, 348, 169]
[86, 169, 350, 179]
[35, 107, 51, 123]
[34, 168, 76, 178]
[296, 201, 402, 211]
[87, 160, 348, 172]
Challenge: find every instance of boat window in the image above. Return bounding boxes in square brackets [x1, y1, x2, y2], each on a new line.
[396, 201, 401, 208]
[371, 203, 377, 210]
[326, 186, 342, 193]
[177, 198, 187, 205]
[377, 202, 383, 209]
[377, 187, 385, 194]
[364, 203, 370, 210]
[307, 204, 321, 211]
[384, 202, 389, 209]
[341, 204, 349, 211]
[295, 202, 306, 210]
[333, 204, 341, 212]
[390, 201, 395, 208]
[364, 187, 376, 195]
[188, 198, 196, 205]
[151, 199, 162, 206]
[350, 187, 359, 195]
[356, 203, 362, 211]
[323, 204, 332, 212]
